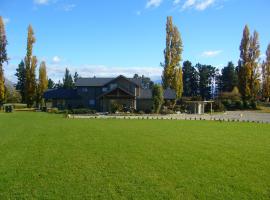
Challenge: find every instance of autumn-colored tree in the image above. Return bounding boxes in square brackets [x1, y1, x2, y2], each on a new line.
[249, 31, 260, 100]
[238, 25, 261, 102]
[37, 61, 48, 107]
[262, 44, 270, 101]
[162, 16, 183, 99]
[238, 25, 251, 101]
[24, 25, 37, 107]
[0, 16, 8, 104]
[162, 16, 174, 89]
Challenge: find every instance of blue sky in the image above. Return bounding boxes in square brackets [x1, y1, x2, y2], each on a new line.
[1, 0, 270, 82]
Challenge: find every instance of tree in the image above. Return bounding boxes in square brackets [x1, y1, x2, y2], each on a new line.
[15, 60, 26, 102]
[37, 61, 48, 107]
[182, 61, 198, 97]
[219, 62, 238, 92]
[238, 25, 260, 102]
[48, 78, 55, 89]
[196, 64, 217, 100]
[249, 31, 260, 101]
[63, 68, 74, 89]
[152, 84, 164, 113]
[0, 16, 8, 104]
[133, 74, 154, 89]
[162, 16, 174, 89]
[74, 72, 79, 83]
[238, 25, 251, 101]
[24, 25, 36, 107]
[161, 16, 183, 99]
[262, 44, 270, 101]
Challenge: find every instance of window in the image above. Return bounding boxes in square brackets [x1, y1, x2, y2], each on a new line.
[82, 88, 88, 93]
[102, 87, 108, 92]
[110, 83, 117, 90]
[89, 99, 95, 106]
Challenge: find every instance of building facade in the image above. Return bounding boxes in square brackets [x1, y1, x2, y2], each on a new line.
[44, 75, 176, 112]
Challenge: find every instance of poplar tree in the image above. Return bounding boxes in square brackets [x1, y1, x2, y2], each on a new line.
[249, 31, 260, 100]
[238, 25, 251, 101]
[162, 16, 174, 89]
[162, 16, 183, 99]
[24, 25, 36, 107]
[0, 16, 8, 104]
[262, 44, 270, 102]
[37, 61, 48, 106]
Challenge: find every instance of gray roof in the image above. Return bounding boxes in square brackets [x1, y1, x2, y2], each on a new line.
[43, 88, 80, 100]
[138, 88, 176, 100]
[75, 75, 141, 87]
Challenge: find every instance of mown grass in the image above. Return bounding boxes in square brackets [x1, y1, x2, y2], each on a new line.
[0, 112, 270, 199]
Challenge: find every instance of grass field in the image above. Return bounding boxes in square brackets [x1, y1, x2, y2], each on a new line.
[0, 112, 270, 199]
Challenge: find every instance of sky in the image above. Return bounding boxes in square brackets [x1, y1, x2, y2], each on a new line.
[1, 0, 270, 82]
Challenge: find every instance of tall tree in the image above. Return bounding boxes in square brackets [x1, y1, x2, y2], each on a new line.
[262, 44, 270, 101]
[249, 31, 260, 100]
[182, 61, 198, 97]
[196, 64, 217, 100]
[15, 60, 26, 102]
[63, 68, 74, 89]
[37, 61, 48, 106]
[219, 62, 238, 92]
[162, 16, 174, 89]
[161, 17, 183, 99]
[238, 25, 251, 101]
[0, 16, 8, 104]
[24, 25, 36, 107]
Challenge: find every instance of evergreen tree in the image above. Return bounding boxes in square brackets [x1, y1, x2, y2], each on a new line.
[37, 61, 48, 106]
[24, 25, 36, 107]
[63, 68, 74, 89]
[74, 71, 79, 83]
[197, 64, 217, 100]
[0, 16, 8, 104]
[48, 78, 55, 89]
[183, 61, 198, 97]
[152, 84, 164, 113]
[219, 62, 238, 92]
[262, 44, 270, 101]
[15, 60, 26, 102]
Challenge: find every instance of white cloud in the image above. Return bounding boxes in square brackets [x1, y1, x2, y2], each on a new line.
[146, 0, 163, 8]
[3, 18, 10, 25]
[34, 0, 50, 5]
[202, 50, 222, 57]
[47, 64, 162, 82]
[52, 56, 61, 63]
[63, 4, 76, 12]
[195, 0, 215, 10]
[181, 0, 216, 11]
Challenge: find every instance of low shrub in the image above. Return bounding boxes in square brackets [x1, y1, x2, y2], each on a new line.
[4, 105, 13, 113]
[138, 110, 145, 115]
[160, 109, 175, 115]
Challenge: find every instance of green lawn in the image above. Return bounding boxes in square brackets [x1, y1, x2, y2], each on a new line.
[0, 112, 270, 199]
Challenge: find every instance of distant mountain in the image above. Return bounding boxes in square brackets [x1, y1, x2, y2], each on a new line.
[4, 78, 16, 89]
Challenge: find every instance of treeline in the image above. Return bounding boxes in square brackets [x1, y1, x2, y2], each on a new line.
[158, 16, 270, 112]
